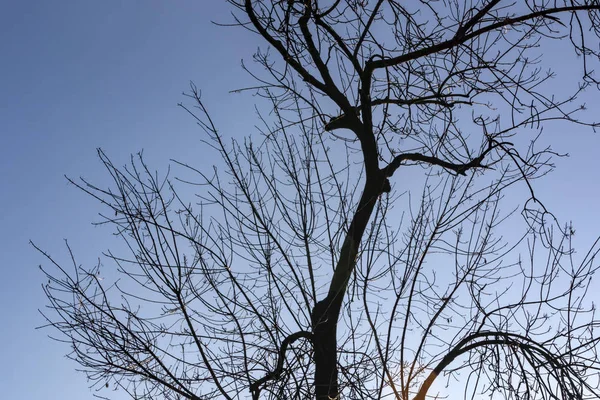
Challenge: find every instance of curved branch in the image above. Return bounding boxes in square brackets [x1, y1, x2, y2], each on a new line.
[250, 330, 313, 399]
[413, 331, 567, 400]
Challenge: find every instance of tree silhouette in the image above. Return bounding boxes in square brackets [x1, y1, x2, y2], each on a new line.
[38, 2, 600, 399]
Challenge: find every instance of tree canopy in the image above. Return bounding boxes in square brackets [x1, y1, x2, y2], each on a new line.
[39, 1, 600, 399]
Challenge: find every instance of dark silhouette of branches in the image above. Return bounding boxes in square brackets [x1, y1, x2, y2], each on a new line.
[38, 1, 600, 399]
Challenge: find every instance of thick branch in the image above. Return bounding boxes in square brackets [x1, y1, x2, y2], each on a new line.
[381, 139, 501, 178]
[372, 95, 472, 108]
[324, 107, 361, 131]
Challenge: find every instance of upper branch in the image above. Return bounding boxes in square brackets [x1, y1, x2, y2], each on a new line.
[313, 12, 363, 75]
[244, 0, 329, 95]
[244, 0, 352, 112]
[353, 0, 385, 59]
[455, 0, 502, 39]
[366, 4, 600, 73]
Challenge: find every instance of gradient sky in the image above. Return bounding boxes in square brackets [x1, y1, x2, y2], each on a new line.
[1, 2, 599, 399]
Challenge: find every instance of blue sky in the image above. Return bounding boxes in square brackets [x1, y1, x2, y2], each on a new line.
[0, 2, 261, 398]
[1, 2, 599, 399]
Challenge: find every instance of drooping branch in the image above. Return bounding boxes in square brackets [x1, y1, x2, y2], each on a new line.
[414, 330, 600, 400]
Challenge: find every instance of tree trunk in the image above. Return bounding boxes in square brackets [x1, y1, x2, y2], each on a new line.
[312, 297, 341, 399]
[311, 177, 386, 399]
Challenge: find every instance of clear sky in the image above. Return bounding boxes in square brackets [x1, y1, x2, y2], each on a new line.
[1, 2, 599, 399]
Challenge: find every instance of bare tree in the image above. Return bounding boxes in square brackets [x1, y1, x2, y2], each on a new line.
[38, 1, 600, 399]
